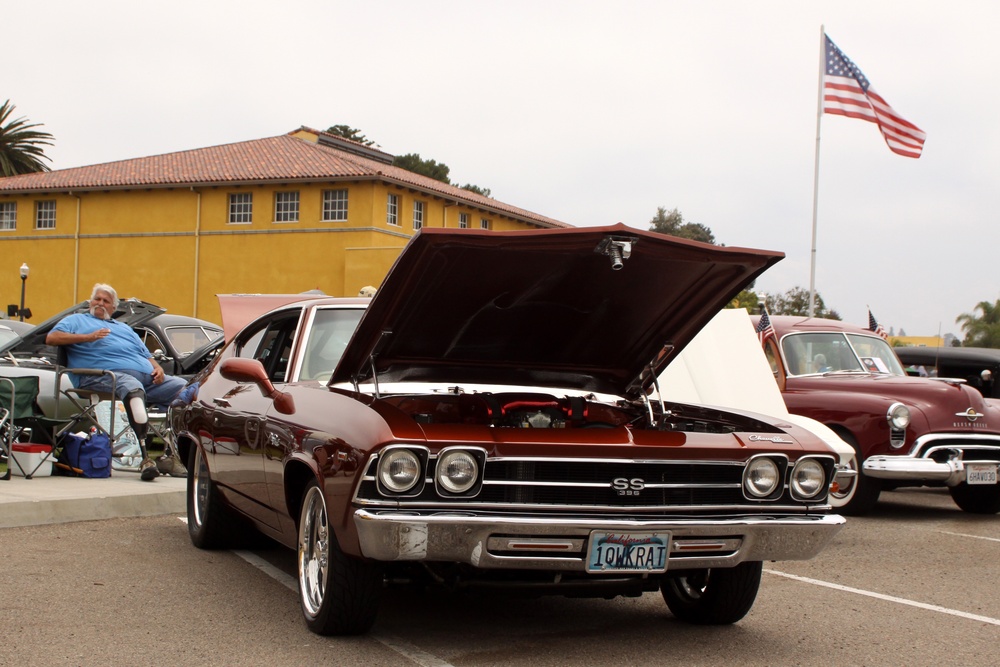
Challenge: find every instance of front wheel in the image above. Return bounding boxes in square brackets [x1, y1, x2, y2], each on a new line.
[187, 444, 243, 549]
[829, 433, 880, 516]
[660, 561, 762, 625]
[298, 480, 383, 635]
[949, 482, 1000, 514]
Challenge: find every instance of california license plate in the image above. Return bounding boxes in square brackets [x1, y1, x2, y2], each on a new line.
[586, 531, 669, 573]
[966, 463, 998, 485]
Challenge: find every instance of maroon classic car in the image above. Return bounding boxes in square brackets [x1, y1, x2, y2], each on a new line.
[170, 225, 845, 636]
[755, 315, 1000, 515]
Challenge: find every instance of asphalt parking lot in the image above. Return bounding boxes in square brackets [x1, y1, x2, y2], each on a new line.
[1, 481, 998, 666]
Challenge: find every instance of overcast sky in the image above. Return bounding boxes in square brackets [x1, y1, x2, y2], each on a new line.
[8, 1, 996, 337]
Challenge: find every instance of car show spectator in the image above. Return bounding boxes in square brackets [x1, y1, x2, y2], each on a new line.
[45, 283, 187, 480]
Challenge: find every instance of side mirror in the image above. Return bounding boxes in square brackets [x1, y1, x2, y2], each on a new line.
[219, 358, 296, 414]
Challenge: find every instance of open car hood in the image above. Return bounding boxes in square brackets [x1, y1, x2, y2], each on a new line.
[0, 298, 166, 357]
[332, 224, 782, 399]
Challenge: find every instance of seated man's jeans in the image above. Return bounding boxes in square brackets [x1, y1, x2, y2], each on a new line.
[76, 369, 186, 408]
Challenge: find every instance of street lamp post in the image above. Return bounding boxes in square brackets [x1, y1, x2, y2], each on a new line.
[18, 263, 29, 322]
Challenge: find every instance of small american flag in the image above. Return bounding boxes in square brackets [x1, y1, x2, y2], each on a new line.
[868, 309, 888, 339]
[823, 33, 926, 158]
[755, 310, 776, 344]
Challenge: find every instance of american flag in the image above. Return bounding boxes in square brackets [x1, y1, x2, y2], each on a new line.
[823, 33, 926, 158]
[868, 309, 888, 339]
[755, 310, 776, 344]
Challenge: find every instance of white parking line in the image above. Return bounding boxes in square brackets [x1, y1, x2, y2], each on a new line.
[231, 549, 456, 667]
[766, 569, 1000, 626]
[937, 530, 1000, 544]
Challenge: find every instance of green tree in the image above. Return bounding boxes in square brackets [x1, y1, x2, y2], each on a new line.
[767, 287, 841, 320]
[0, 100, 54, 176]
[325, 124, 375, 146]
[648, 206, 716, 244]
[460, 183, 491, 197]
[957, 299, 1000, 348]
[392, 153, 451, 183]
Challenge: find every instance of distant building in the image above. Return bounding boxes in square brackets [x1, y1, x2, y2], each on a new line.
[0, 127, 568, 324]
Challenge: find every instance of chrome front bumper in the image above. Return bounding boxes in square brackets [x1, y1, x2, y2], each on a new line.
[863, 434, 1000, 486]
[353, 509, 845, 572]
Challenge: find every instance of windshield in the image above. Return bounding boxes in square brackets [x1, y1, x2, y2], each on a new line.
[301, 307, 366, 382]
[781, 332, 906, 377]
[0, 327, 19, 348]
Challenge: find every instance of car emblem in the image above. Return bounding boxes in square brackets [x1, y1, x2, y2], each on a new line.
[747, 434, 794, 444]
[957, 408, 984, 422]
[612, 477, 644, 496]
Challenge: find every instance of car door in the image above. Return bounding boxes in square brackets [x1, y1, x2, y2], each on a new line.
[204, 309, 303, 528]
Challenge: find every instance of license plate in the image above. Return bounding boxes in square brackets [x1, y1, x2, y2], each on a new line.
[586, 531, 669, 573]
[967, 463, 998, 485]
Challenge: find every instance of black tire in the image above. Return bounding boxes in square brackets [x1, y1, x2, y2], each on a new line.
[949, 482, 1000, 514]
[831, 433, 881, 516]
[298, 480, 383, 635]
[660, 561, 762, 625]
[187, 444, 244, 549]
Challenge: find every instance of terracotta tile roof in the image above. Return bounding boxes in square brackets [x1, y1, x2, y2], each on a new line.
[0, 128, 569, 228]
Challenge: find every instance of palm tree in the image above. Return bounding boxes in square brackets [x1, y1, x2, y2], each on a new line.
[957, 299, 1000, 348]
[0, 100, 54, 176]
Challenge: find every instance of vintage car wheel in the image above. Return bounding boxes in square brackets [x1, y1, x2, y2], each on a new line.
[949, 482, 1000, 514]
[187, 445, 242, 549]
[831, 433, 880, 516]
[660, 561, 762, 625]
[298, 481, 383, 635]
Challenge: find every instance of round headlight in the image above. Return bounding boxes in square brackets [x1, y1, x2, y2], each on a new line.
[887, 403, 911, 430]
[791, 458, 826, 499]
[436, 450, 479, 494]
[745, 457, 780, 498]
[378, 449, 421, 493]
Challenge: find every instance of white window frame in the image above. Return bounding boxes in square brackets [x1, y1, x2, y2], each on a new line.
[228, 193, 253, 224]
[412, 201, 424, 230]
[480, 218, 491, 230]
[274, 191, 300, 223]
[322, 189, 348, 222]
[0, 201, 16, 230]
[387, 194, 399, 226]
[459, 212, 469, 229]
[35, 200, 56, 230]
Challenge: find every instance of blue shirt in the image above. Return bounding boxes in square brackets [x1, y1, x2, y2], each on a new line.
[52, 312, 153, 374]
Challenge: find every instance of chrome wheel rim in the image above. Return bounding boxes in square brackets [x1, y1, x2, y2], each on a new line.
[192, 447, 209, 529]
[298, 486, 330, 618]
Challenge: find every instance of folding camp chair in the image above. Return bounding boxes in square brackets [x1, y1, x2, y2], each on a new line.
[0, 375, 68, 479]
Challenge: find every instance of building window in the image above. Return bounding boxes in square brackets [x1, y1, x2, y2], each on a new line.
[387, 194, 399, 226]
[275, 191, 300, 223]
[459, 213, 469, 229]
[229, 193, 253, 224]
[412, 201, 424, 230]
[0, 202, 15, 230]
[322, 189, 348, 221]
[35, 200, 56, 230]
[480, 218, 491, 230]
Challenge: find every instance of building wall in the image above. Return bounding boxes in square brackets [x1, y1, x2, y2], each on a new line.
[0, 180, 537, 326]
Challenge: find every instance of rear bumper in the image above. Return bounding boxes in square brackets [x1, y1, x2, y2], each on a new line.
[353, 509, 844, 572]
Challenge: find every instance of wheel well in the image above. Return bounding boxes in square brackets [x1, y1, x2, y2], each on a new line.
[284, 460, 317, 528]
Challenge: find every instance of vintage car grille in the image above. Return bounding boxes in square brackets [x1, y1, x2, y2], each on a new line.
[916, 436, 1000, 463]
[353, 455, 809, 511]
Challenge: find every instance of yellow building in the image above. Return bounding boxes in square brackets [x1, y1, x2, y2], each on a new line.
[0, 127, 568, 325]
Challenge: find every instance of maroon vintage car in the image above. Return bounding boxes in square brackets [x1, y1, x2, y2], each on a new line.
[170, 224, 845, 636]
[755, 315, 1000, 515]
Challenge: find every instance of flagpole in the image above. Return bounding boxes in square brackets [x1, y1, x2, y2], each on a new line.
[808, 24, 825, 318]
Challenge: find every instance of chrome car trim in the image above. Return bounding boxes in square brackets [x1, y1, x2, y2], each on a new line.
[353, 509, 845, 571]
[864, 436, 1000, 485]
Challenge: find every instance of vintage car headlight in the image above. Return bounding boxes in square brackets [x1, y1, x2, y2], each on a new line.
[744, 456, 781, 498]
[887, 403, 911, 430]
[790, 458, 826, 500]
[436, 449, 479, 494]
[378, 449, 422, 493]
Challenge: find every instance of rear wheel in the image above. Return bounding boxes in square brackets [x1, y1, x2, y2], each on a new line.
[298, 480, 383, 635]
[187, 445, 243, 549]
[830, 433, 880, 516]
[660, 561, 762, 625]
[949, 482, 1000, 514]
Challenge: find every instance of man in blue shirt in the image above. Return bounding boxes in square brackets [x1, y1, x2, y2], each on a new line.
[46, 283, 187, 481]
